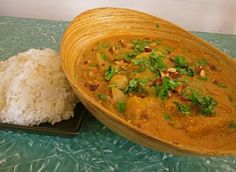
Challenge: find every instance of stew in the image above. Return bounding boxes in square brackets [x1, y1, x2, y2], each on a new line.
[76, 35, 236, 149]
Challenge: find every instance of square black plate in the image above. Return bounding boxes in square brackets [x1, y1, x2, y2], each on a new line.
[0, 103, 85, 137]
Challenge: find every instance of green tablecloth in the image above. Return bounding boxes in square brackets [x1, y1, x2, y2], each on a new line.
[0, 16, 236, 172]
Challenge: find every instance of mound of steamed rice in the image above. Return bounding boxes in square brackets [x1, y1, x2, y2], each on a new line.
[0, 49, 78, 126]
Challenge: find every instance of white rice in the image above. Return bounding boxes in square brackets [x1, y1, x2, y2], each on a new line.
[0, 48, 78, 126]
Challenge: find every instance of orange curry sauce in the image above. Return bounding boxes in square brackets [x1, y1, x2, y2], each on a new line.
[76, 35, 236, 150]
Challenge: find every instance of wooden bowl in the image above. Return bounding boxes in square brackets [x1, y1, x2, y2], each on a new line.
[60, 8, 236, 156]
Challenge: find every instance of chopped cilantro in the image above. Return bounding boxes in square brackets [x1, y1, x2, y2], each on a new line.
[177, 68, 187, 75]
[114, 44, 121, 50]
[229, 121, 236, 128]
[125, 78, 150, 93]
[163, 113, 171, 120]
[174, 56, 189, 68]
[168, 79, 181, 90]
[195, 59, 208, 66]
[186, 67, 195, 77]
[130, 50, 167, 73]
[182, 78, 190, 84]
[105, 66, 115, 80]
[185, 89, 200, 105]
[124, 39, 150, 61]
[215, 82, 227, 88]
[185, 89, 217, 115]
[125, 79, 140, 93]
[132, 39, 149, 53]
[131, 57, 149, 65]
[197, 96, 217, 115]
[125, 79, 139, 93]
[156, 77, 181, 99]
[150, 50, 167, 72]
[97, 93, 107, 101]
[151, 40, 160, 45]
[98, 42, 111, 49]
[165, 46, 174, 54]
[138, 78, 149, 86]
[114, 56, 121, 60]
[101, 54, 108, 61]
[116, 101, 126, 113]
[174, 102, 191, 115]
[156, 85, 169, 100]
[129, 79, 139, 87]
[131, 57, 150, 71]
[125, 51, 139, 61]
[173, 56, 195, 77]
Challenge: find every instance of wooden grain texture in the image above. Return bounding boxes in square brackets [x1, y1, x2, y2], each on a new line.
[60, 8, 236, 156]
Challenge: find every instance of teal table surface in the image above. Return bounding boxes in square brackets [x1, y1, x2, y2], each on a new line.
[0, 16, 236, 172]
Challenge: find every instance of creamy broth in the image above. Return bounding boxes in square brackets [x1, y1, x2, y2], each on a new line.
[76, 35, 236, 150]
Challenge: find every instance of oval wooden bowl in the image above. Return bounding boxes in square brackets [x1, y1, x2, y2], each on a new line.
[61, 8, 236, 156]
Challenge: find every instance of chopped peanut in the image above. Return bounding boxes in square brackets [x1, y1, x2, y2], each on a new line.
[199, 70, 206, 77]
[144, 46, 152, 52]
[167, 68, 177, 73]
[169, 72, 180, 79]
[209, 64, 219, 71]
[160, 71, 169, 78]
[195, 65, 203, 74]
[109, 46, 116, 53]
[119, 39, 126, 47]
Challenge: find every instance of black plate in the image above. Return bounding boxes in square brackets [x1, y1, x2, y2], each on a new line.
[0, 103, 85, 137]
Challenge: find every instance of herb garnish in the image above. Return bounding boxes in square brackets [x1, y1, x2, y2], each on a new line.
[125, 78, 149, 93]
[165, 46, 174, 54]
[173, 56, 195, 77]
[198, 96, 217, 115]
[131, 57, 150, 72]
[130, 50, 167, 73]
[215, 82, 227, 88]
[174, 56, 188, 68]
[126, 79, 139, 92]
[124, 39, 150, 61]
[186, 67, 195, 77]
[101, 54, 108, 61]
[116, 101, 126, 113]
[195, 59, 208, 66]
[185, 89, 217, 115]
[174, 102, 191, 115]
[125, 51, 139, 61]
[163, 113, 171, 120]
[105, 66, 115, 80]
[133, 39, 150, 53]
[229, 121, 236, 128]
[97, 93, 107, 101]
[98, 42, 111, 49]
[150, 50, 167, 72]
[156, 77, 181, 100]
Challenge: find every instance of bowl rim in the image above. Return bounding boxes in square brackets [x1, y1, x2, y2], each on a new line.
[60, 7, 236, 156]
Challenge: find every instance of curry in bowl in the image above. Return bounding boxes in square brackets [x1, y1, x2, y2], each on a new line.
[61, 8, 236, 155]
[75, 35, 236, 151]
